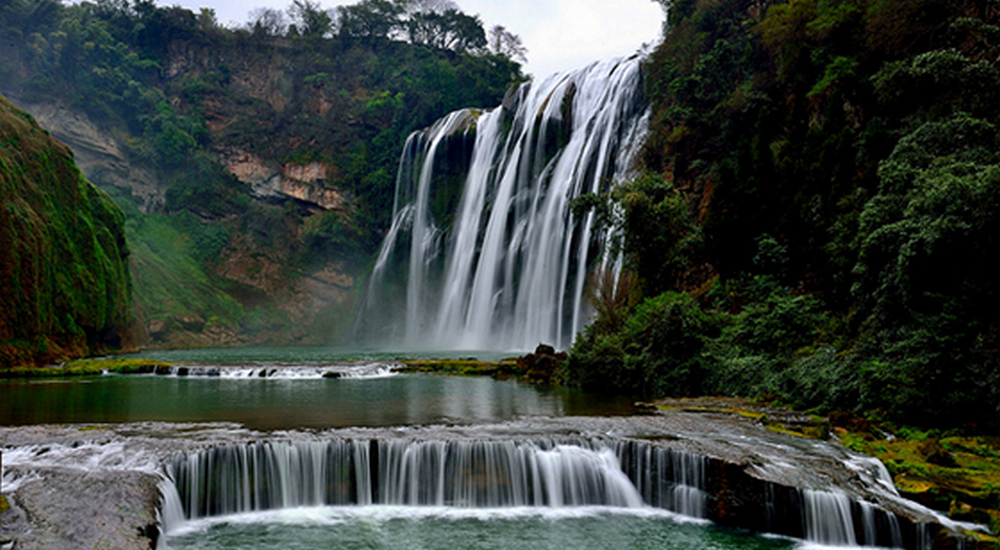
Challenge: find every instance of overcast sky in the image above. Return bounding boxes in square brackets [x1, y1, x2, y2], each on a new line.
[162, 0, 666, 79]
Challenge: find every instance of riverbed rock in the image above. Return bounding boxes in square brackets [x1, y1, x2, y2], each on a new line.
[3, 468, 161, 550]
[516, 344, 567, 384]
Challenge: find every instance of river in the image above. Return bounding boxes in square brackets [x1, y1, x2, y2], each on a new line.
[0, 347, 972, 549]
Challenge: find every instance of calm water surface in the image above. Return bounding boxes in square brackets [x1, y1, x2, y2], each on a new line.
[0, 347, 634, 430]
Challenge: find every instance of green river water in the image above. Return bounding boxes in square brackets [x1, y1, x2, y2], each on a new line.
[0, 347, 841, 549]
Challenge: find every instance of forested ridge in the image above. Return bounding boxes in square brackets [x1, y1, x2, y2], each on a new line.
[568, 0, 1000, 431]
[0, 0, 524, 348]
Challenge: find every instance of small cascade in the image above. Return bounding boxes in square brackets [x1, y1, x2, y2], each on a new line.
[859, 500, 905, 548]
[611, 440, 707, 518]
[159, 438, 931, 548]
[357, 57, 650, 350]
[162, 439, 706, 523]
[144, 364, 396, 379]
[374, 440, 644, 508]
[166, 440, 372, 519]
[804, 490, 857, 546]
[801, 490, 904, 548]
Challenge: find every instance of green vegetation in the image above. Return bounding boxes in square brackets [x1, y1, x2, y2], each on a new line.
[566, 0, 1000, 432]
[398, 358, 520, 377]
[0, 95, 131, 368]
[0, 357, 172, 378]
[0, 0, 524, 346]
[838, 419, 1000, 540]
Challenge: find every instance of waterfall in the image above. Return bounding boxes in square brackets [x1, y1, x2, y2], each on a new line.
[357, 56, 649, 351]
[162, 439, 700, 522]
[804, 490, 858, 546]
[611, 439, 707, 518]
[802, 490, 905, 548]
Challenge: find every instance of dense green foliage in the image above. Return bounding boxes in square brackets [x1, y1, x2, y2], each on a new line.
[0, 95, 131, 366]
[0, 0, 523, 346]
[567, 0, 1000, 430]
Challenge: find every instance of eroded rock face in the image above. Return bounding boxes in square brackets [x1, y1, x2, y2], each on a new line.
[217, 148, 344, 210]
[2, 469, 161, 550]
[0, 94, 164, 212]
[166, 41, 294, 114]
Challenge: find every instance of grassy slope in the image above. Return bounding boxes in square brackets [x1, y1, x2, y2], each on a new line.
[0, 94, 131, 367]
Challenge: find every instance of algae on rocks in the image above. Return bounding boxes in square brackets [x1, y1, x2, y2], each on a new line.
[0, 94, 132, 367]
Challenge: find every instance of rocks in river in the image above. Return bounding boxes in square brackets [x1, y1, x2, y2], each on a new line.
[321, 371, 342, 379]
[2, 468, 161, 550]
[516, 344, 567, 384]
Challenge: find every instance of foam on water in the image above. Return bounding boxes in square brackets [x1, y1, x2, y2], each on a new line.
[123, 363, 398, 380]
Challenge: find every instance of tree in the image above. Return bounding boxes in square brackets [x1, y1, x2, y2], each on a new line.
[406, 9, 486, 52]
[335, 0, 405, 42]
[401, 0, 457, 15]
[288, 0, 332, 38]
[247, 7, 287, 37]
[487, 24, 527, 63]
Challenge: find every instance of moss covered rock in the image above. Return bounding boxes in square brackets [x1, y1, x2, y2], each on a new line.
[0, 95, 131, 367]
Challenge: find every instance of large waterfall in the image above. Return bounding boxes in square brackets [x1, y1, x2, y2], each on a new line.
[357, 57, 649, 351]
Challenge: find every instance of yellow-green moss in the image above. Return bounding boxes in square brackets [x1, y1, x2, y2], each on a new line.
[840, 427, 1000, 535]
[0, 358, 171, 378]
[0, 494, 9, 514]
[0, 94, 131, 368]
[397, 359, 521, 378]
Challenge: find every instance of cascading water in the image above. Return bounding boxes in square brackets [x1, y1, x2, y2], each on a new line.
[357, 56, 649, 351]
[804, 490, 858, 546]
[160, 438, 926, 548]
[161, 438, 699, 528]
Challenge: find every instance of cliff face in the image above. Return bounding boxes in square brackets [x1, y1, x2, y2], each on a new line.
[0, 0, 521, 348]
[0, 95, 132, 367]
[0, 97, 166, 213]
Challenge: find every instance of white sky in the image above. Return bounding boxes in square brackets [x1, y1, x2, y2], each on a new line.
[162, 0, 666, 80]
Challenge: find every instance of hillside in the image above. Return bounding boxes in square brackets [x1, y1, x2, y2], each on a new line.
[0, 95, 132, 367]
[0, 0, 523, 347]
[569, 0, 1000, 428]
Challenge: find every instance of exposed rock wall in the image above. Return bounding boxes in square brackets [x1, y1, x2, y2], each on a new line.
[218, 148, 344, 210]
[0, 93, 164, 213]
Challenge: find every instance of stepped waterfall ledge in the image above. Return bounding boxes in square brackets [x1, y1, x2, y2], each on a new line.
[1, 418, 984, 549]
[159, 434, 956, 549]
[357, 57, 650, 350]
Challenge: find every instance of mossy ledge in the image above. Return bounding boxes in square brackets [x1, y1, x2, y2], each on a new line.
[645, 397, 1000, 546]
[0, 94, 132, 369]
[836, 417, 1000, 544]
[397, 358, 521, 378]
[0, 358, 172, 378]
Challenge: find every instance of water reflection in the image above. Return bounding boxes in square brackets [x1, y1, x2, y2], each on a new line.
[0, 374, 633, 430]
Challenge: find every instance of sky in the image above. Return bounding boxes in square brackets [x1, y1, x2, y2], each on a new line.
[162, 0, 666, 79]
